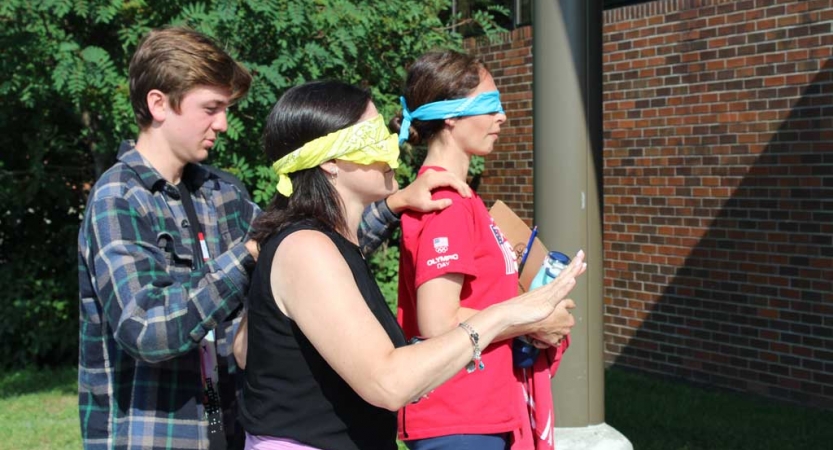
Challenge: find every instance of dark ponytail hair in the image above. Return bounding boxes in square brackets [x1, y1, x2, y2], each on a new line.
[389, 50, 485, 145]
[250, 80, 372, 244]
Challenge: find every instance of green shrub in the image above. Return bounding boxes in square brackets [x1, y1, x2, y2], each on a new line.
[0, 0, 505, 368]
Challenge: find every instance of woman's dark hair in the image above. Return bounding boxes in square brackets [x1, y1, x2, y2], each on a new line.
[389, 50, 485, 145]
[250, 80, 371, 244]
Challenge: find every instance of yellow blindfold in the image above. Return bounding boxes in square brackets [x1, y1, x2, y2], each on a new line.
[272, 114, 400, 197]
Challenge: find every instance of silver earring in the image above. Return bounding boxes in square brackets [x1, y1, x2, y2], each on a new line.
[330, 168, 338, 183]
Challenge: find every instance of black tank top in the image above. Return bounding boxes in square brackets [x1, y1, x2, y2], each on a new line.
[239, 219, 407, 450]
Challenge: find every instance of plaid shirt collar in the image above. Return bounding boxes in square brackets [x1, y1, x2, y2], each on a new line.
[117, 139, 214, 193]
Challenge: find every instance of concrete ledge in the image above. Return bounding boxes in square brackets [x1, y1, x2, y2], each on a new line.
[555, 423, 633, 450]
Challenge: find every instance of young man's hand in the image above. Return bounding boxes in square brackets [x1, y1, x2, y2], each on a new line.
[245, 239, 260, 261]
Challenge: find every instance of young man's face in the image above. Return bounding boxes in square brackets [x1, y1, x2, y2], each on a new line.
[161, 85, 231, 165]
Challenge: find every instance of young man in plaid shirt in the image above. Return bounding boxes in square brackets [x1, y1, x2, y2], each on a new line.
[77, 26, 260, 450]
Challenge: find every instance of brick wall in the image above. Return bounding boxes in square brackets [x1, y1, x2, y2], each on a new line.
[465, 27, 535, 221]
[468, 0, 832, 407]
[603, 0, 832, 407]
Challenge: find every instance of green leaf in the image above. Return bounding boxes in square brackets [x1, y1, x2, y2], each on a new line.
[225, 113, 244, 141]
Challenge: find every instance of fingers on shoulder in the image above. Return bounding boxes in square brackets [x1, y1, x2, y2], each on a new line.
[422, 170, 471, 195]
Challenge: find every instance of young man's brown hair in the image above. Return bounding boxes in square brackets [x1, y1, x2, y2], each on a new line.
[128, 27, 252, 128]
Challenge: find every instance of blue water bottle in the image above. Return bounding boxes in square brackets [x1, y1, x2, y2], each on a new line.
[529, 251, 571, 290]
[512, 251, 572, 368]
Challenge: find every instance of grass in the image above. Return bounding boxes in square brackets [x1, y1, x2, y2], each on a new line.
[1, 366, 830, 449]
[605, 366, 833, 450]
[0, 366, 79, 449]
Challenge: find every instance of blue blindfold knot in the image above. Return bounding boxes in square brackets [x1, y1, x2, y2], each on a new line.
[398, 90, 505, 144]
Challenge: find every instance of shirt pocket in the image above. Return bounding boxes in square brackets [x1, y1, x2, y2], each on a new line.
[157, 231, 195, 281]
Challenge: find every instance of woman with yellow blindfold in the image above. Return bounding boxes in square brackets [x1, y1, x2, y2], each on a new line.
[235, 80, 586, 450]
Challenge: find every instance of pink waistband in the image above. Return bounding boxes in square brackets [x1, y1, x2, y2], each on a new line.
[244, 433, 321, 450]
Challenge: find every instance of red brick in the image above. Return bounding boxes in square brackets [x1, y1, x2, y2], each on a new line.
[477, 1, 833, 409]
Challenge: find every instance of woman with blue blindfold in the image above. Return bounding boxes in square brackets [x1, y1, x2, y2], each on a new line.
[392, 51, 580, 450]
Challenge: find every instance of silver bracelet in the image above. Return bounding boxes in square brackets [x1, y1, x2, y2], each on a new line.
[458, 322, 484, 373]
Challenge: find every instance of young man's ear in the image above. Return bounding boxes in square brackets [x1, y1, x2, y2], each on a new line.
[146, 89, 168, 124]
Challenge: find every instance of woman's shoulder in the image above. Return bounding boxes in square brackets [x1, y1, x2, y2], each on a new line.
[279, 228, 334, 251]
[262, 219, 332, 255]
[271, 227, 343, 276]
[430, 186, 477, 206]
[275, 219, 331, 245]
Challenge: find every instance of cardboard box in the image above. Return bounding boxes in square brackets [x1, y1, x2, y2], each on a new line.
[489, 200, 549, 293]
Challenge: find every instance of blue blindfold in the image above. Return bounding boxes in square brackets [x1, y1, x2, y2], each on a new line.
[398, 90, 505, 144]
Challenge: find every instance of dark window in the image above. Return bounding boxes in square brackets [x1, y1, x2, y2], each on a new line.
[444, 0, 652, 37]
[443, 0, 530, 37]
[604, 0, 654, 8]
[514, 0, 532, 26]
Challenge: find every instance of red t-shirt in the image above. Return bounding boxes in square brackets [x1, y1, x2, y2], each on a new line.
[397, 167, 523, 440]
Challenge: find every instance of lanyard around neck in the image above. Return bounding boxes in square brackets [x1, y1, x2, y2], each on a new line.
[177, 182, 207, 270]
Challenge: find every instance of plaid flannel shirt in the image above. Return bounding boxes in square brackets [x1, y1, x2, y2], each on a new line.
[358, 197, 401, 256]
[79, 142, 399, 450]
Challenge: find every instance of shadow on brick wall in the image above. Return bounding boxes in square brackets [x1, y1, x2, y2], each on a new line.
[609, 57, 833, 408]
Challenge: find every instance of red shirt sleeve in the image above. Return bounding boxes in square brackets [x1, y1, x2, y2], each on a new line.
[413, 189, 477, 288]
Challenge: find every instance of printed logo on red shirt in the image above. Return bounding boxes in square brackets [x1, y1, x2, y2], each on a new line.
[489, 221, 518, 275]
[433, 237, 449, 254]
[426, 253, 459, 269]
